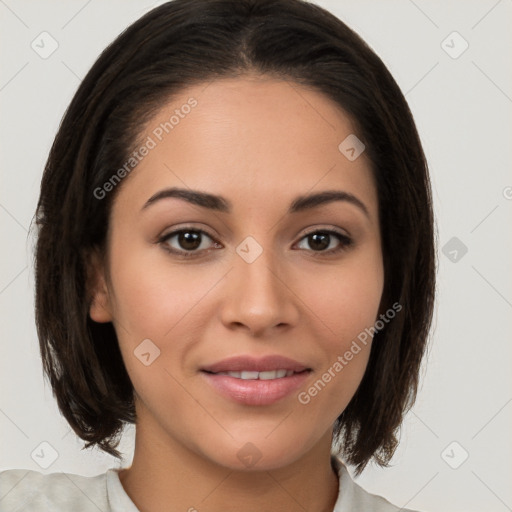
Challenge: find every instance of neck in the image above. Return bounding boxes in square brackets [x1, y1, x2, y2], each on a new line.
[119, 419, 340, 512]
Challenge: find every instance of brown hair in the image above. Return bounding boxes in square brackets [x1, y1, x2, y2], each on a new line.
[34, 0, 436, 475]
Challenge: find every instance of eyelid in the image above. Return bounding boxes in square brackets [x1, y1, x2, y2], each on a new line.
[293, 227, 353, 256]
[157, 225, 222, 258]
[299, 224, 351, 239]
[158, 223, 219, 241]
[158, 224, 350, 243]
[157, 223, 353, 257]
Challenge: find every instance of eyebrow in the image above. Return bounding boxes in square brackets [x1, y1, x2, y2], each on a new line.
[142, 187, 370, 218]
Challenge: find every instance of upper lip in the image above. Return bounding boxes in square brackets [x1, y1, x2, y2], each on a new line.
[201, 355, 311, 373]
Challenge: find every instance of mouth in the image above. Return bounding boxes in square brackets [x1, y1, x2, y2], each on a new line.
[200, 354, 311, 374]
[202, 369, 310, 380]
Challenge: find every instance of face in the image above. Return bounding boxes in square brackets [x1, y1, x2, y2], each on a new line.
[90, 76, 384, 471]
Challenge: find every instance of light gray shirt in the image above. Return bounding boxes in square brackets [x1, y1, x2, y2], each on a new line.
[0, 455, 418, 511]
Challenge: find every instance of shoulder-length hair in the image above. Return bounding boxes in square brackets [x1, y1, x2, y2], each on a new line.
[34, 0, 436, 474]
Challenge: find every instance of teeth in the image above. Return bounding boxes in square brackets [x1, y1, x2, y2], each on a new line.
[215, 369, 297, 380]
[241, 371, 259, 380]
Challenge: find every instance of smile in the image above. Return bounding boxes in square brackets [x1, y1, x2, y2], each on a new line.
[208, 369, 300, 380]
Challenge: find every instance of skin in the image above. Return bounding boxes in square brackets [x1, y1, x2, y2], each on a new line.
[89, 75, 384, 512]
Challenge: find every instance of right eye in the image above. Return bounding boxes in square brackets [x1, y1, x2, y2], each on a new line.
[158, 228, 222, 258]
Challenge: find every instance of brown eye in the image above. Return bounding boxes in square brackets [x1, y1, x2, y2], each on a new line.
[159, 228, 219, 256]
[296, 230, 352, 255]
[176, 231, 202, 251]
[306, 232, 330, 251]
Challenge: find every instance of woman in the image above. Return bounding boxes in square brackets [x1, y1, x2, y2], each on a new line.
[0, 0, 435, 510]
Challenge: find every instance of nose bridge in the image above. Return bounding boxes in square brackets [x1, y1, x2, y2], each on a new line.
[220, 235, 298, 335]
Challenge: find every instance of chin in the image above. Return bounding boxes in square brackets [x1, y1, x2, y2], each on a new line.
[201, 431, 320, 472]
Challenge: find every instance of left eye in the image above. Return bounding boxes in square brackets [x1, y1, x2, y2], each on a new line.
[296, 230, 352, 254]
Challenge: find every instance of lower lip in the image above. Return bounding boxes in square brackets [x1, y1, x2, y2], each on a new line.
[201, 371, 311, 406]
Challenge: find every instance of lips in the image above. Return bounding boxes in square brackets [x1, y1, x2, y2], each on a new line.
[200, 355, 311, 374]
[200, 355, 312, 405]
[213, 369, 298, 380]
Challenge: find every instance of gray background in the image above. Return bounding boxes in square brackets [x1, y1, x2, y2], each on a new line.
[1, 1, 511, 511]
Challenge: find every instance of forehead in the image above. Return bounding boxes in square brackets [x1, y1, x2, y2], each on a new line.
[112, 76, 378, 219]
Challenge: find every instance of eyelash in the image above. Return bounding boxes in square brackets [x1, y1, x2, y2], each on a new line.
[157, 225, 353, 259]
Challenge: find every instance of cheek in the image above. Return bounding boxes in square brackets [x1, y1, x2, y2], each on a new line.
[107, 241, 218, 339]
[297, 251, 384, 346]
[106, 241, 230, 394]
[107, 250, 214, 398]
[294, 249, 383, 401]
[295, 274, 380, 422]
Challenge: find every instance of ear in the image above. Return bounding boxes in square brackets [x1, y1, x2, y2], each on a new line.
[86, 248, 113, 323]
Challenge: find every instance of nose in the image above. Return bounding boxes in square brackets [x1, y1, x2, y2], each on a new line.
[219, 244, 300, 338]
